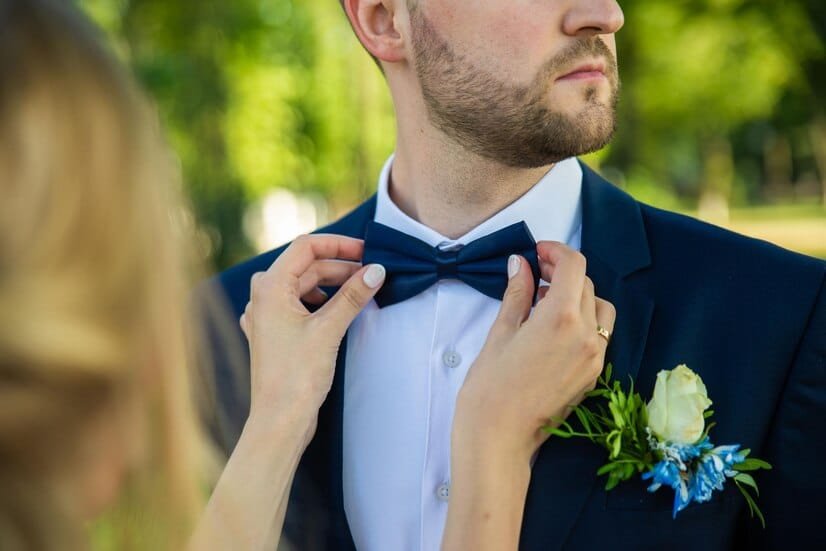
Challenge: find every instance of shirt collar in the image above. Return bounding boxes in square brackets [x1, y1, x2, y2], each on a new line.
[374, 153, 583, 250]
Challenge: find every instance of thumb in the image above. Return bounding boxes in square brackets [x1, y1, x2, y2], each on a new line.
[316, 263, 385, 334]
[493, 254, 535, 331]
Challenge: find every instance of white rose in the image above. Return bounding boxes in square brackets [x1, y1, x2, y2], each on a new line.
[646, 364, 713, 445]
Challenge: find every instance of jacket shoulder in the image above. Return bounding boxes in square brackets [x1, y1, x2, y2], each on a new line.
[638, 202, 825, 279]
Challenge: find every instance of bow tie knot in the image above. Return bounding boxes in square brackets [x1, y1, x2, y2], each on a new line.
[362, 220, 541, 308]
[435, 248, 460, 277]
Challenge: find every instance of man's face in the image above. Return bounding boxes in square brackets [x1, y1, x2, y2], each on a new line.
[408, 0, 623, 168]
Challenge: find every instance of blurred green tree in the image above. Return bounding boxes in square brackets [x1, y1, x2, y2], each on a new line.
[608, 0, 824, 217]
[81, 0, 395, 269]
[79, 0, 825, 268]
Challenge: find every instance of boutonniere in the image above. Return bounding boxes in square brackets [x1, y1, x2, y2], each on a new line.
[544, 364, 772, 526]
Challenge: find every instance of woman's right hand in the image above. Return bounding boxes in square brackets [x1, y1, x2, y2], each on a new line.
[453, 242, 616, 464]
[239, 233, 386, 445]
[442, 242, 616, 551]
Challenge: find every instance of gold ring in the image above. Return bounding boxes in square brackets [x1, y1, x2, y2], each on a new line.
[597, 325, 611, 342]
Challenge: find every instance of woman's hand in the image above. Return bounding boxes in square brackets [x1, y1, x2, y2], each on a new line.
[190, 234, 385, 551]
[454, 241, 616, 464]
[443, 243, 615, 551]
[239, 233, 386, 443]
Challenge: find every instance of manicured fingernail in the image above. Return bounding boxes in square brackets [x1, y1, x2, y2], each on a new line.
[508, 255, 521, 279]
[363, 264, 386, 288]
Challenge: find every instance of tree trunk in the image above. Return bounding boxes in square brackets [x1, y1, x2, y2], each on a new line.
[698, 135, 734, 224]
[809, 116, 826, 207]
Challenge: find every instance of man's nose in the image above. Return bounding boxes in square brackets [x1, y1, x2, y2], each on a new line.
[561, 0, 625, 37]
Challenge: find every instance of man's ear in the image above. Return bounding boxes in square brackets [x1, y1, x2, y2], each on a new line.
[343, 0, 407, 64]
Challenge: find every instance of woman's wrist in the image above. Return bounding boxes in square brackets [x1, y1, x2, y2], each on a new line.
[453, 389, 536, 466]
[444, 428, 533, 551]
[450, 436, 532, 492]
[243, 404, 316, 455]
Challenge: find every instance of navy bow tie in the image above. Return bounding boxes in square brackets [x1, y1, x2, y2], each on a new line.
[361, 220, 541, 308]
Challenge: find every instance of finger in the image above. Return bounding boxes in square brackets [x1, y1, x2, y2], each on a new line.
[248, 271, 271, 309]
[297, 260, 362, 297]
[239, 312, 248, 335]
[595, 297, 617, 346]
[272, 234, 365, 280]
[535, 242, 587, 307]
[249, 271, 265, 296]
[537, 256, 555, 286]
[239, 302, 251, 337]
[535, 241, 577, 282]
[491, 255, 535, 333]
[301, 287, 329, 305]
[536, 241, 586, 291]
[314, 263, 386, 336]
[580, 276, 597, 323]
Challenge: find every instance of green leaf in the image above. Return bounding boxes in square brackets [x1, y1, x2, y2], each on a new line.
[596, 463, 617, 476]
[605, 475, 621, 491]
[558, 419, 575, 433]
[604, 362, 613, 383]
[621, 462, 635, 480]
[751, 458, 772, 470]
[734, 458, 772, 471]
[734, 473, 759, 496]
[736, 480, 766, 529]
[617, 389, 627, 411]
[703, 409, 715, 418]
[611, 433, 622, 458]
[608, 401, 625, 428]
[575, 407, 593, 435]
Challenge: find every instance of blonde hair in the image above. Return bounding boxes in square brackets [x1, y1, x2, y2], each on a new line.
[0, 0, 215, 548]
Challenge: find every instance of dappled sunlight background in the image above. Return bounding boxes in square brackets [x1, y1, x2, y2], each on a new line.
[79, 0, 826, 265]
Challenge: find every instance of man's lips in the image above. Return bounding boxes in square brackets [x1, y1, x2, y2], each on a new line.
[555, 62, 607, 81]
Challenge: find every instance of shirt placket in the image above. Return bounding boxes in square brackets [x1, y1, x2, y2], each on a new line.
[419, 243, 470, 550]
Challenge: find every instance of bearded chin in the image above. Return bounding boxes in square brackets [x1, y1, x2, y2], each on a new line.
[411, 10, 619, 168]
[512, 84, 620, 168]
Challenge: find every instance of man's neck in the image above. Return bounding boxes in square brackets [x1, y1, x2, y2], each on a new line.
[389, 126, 554, 240]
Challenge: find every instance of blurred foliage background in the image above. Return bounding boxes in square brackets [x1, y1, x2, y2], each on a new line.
[78, 0, 826, 268]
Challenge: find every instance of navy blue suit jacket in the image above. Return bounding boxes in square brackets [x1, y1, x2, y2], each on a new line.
[204, 163, 826, 550]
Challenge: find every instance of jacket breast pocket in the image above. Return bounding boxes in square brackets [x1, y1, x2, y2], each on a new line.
[603, 474, 739, 512]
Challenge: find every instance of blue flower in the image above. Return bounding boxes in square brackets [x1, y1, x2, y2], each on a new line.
[710, 443, 747, 474]
[642, 458, 692, 516]
[691, 455, 726, 502]
[642, 437, 747, 517]
[672, 436, 713, 463]
[641, 458, 681, 493]
[691, 443, 747, 501]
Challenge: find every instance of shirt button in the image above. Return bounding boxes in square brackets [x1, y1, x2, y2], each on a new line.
[442, 349, 462, 369]
[436, 483, 450, 502]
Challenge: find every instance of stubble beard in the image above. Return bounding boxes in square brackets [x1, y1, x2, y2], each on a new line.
[409, 9, 620, 168]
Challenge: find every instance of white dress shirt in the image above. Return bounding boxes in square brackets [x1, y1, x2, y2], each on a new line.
[342, 154, 584, 551]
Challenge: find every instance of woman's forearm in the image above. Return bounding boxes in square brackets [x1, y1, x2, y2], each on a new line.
[442, 427, 533, 551]
[189, 413, 310, 551]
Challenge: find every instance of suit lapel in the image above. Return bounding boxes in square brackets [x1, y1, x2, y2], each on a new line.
[579, 162, 654, 390]
[314, 196, 378, 549]
[520, 163, 655, 549]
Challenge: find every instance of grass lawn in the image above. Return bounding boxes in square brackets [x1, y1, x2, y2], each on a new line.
[677, 204, 826, 260]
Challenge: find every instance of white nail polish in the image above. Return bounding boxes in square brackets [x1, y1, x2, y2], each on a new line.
[363, 264, 386, 288]
[508, 255, 521, 279]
